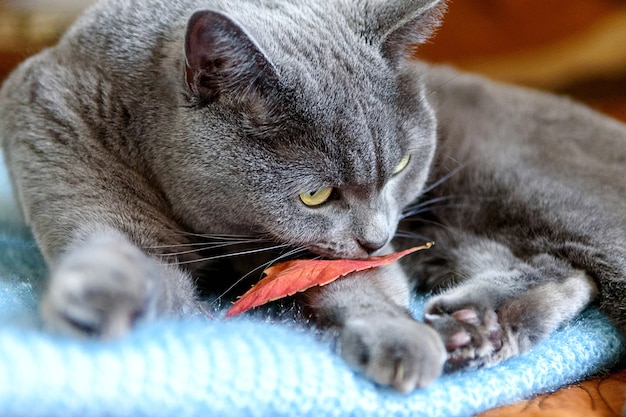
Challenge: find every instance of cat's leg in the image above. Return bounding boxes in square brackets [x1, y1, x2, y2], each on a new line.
[40, 225, 197, 338]
[418, 237, 597, 369]
[5, 126, 200, 337]
[426, 269, 596, 370]
[305, 259, 446, 392]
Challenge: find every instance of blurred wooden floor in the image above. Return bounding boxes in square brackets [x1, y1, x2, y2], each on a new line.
[417, 0, 626, 123]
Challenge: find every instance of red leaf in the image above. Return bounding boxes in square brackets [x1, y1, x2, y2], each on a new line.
[225, 242, 433, 317]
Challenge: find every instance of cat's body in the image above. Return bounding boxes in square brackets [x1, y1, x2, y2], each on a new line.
[0, 0, 624, 393]
[407, 65, 625, 368]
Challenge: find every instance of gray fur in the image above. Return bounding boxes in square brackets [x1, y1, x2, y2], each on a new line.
[0, 0, 625, 393]
[401, 64, 626, 368]
[0, 0, 446, 391]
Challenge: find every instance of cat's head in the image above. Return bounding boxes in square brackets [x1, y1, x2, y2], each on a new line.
[166, 0, 445, 259]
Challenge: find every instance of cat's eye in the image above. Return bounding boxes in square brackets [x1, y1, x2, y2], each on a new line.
[299, 187, 333, 207]
[393, 154, 411, 175]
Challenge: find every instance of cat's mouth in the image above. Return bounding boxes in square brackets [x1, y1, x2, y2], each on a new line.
[307, 244, 372, 260]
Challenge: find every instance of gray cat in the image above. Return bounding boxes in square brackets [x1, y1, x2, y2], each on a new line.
[0, 0, 624, 394]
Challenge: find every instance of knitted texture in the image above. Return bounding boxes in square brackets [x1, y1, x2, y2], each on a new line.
[0, 152, 624, 417]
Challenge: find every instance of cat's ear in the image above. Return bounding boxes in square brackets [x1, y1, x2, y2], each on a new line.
[184, 10, 278, 104]
[373, 0, 447, 65]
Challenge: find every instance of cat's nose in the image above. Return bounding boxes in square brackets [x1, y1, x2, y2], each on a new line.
[357, 237, 388, 255]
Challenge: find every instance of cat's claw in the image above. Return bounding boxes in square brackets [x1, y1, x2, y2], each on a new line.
[41, 233, 161, 339]
[339, 316, 446, 392]
[424, 303, 505, 370]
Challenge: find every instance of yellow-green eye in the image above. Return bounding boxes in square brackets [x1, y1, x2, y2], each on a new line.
[299, 187, 333, 207]
[393, 154, 411, 175]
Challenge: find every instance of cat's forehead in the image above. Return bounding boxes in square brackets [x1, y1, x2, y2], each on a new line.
[269, 94, 405, 191]
[233, 1, 390, 85]
[277, 51, 404, 187]
[225, 0, 409, 186]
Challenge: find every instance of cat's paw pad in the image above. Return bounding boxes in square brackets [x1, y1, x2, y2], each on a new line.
[339, 316, 446, 392]
[41, 234, 161, 339]
[424, 303, 504, 370]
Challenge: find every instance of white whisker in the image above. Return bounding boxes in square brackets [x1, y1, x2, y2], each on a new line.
[401, 203, 473, 219]
[154, 239, 269, 257]
[402, 195, 461, 219]
[171, 243, 292, 265]
[394, 230, 437, 244]
[176, 230, 262, 240]
[406, 195, 458, 210]
[211, 246, 309, 305]
[420, 163, 466, 195]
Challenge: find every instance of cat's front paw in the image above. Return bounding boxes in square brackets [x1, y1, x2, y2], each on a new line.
[339, 316, 446, 392]
[41, 233, 163, 339]
[424, 300, 506, 370]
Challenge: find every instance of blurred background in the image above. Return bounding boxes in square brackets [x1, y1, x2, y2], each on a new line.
[419, 0, 626, 121]
[0, 0, 625, 121]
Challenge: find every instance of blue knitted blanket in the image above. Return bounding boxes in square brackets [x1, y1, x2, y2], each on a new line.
[0, 152, 624, 417]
